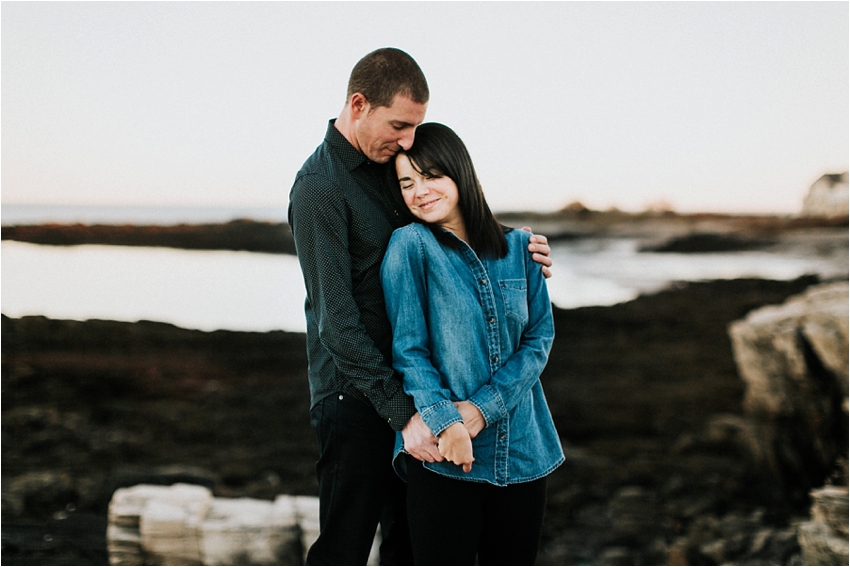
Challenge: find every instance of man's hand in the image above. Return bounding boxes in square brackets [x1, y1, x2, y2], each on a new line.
[402, 412, 443, 463]
[454, 401, 486, 439]
[522, 226, 553, 279]
[437, 422, 474, 473]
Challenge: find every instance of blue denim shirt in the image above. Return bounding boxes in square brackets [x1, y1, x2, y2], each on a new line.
[381, 223, 564, 486]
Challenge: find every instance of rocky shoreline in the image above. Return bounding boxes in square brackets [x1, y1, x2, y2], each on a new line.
[3, 210, 846, 255]
[1, 220, 296, 255]
[2, 214, 846, 565]
[3, 274, 844, 565]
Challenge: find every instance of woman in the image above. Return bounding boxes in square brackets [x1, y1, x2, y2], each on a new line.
[380, 123, 564, 565]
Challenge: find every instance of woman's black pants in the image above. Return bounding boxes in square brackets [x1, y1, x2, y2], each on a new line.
[405, 454, 547, 566]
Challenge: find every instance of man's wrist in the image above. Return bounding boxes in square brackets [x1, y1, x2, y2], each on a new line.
[383, 392, 417, 432]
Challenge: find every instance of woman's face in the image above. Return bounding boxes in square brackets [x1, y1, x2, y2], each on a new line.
[396, 153, 463, 233]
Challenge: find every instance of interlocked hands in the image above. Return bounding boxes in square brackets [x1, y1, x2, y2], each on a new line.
[402, 402, 486, 473]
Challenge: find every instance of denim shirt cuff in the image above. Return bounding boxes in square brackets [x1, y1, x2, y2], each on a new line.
[420, 399, 463, 436]
[469, 385, 507, 427]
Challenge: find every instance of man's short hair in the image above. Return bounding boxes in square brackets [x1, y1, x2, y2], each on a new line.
[347, 47, 429, 108]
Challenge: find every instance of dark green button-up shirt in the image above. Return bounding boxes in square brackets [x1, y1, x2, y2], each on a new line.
[288, 120, 417, 430]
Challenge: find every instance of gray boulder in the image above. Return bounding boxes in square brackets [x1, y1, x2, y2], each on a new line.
[728, 281, 848, 492]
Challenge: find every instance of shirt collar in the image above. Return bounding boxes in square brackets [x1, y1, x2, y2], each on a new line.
[325, 119, 370, 172]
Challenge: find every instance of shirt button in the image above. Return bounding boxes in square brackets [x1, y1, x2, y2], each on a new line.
[500, 434, 506, 439]
[339, 395, 344, 400]
[488, 317, 495, 324]
[480, 279, 487, 285]
[492, 356, 499, 363]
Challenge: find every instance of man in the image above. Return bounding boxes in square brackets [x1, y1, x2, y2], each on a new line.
[288, 47, 552, 565]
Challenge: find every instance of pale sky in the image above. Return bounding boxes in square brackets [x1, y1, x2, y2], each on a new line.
[2, 1, 848, 214]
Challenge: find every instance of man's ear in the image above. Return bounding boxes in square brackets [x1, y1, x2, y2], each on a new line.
[349, 93, 369, 119]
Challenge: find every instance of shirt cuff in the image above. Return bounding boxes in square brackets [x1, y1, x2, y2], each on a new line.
[420, 399, 463, 437]
[379, 389, 418, 432]
[468, 385, 507, 427]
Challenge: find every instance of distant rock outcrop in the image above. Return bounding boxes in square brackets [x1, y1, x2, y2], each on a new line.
[1, 220, 296, 254]
[802, 172, 849, 218]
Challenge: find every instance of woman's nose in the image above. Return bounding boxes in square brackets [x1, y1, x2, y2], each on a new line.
[415, 182, 430, 198]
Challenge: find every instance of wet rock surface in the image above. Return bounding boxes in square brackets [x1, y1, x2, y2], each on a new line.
[4, 273, 842, 565]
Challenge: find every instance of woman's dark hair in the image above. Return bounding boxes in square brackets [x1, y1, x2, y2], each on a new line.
[348, 47, 429, 108]
[398, 122, 508, 259]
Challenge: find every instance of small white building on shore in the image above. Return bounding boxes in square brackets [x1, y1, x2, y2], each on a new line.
[802, 172, 849, 217]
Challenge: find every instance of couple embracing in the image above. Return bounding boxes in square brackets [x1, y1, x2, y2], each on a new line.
[289, 47, 563, 566]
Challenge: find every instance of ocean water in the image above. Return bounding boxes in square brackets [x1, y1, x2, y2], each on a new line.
[1, 241, 306, 333]
[546, 237, 845, 309]
[3, 204, 845, 332]
[2, 236, 844, 333]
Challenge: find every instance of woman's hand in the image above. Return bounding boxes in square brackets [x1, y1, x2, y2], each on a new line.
[454, 401, 485, 439]
[438, 422, 474, 473]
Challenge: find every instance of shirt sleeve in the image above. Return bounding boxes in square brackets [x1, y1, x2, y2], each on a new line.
[381, 229, 464, 437]
[468, 233, 555, 426]
[289, 173, 415, 429]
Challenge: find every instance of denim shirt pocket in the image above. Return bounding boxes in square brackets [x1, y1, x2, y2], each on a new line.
[498, 279, 528, 325]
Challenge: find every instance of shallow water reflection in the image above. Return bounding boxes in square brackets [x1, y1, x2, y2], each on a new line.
[2, 242, 307, 332]
[2, 238, 845, 332]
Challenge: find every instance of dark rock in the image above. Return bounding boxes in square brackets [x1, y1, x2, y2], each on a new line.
[641, 232, 777, 253]
[1, 220, 296, 254]
[3, 472, 77, 519]
[1, 512, 108, 565]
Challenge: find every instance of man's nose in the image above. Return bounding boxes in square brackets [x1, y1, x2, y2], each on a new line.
[398, 130, 415, 151]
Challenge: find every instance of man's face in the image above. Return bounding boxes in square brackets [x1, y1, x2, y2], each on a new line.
[354, 94, 427, 164]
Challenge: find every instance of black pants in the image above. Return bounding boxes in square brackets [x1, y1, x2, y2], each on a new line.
[405, 455, 547, 566]
[306, 393, 413, 566]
